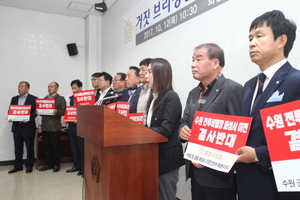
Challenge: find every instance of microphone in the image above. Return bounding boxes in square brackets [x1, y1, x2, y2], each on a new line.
[109, 85, 138, 95]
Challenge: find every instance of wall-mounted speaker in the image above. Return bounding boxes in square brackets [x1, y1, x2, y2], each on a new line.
[67, 43, 78, 56]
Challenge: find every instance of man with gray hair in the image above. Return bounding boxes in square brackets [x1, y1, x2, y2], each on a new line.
[179, 43, 243, 200]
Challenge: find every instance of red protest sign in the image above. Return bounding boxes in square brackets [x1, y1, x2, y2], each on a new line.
[128, 112, 144, 125]
[260, 100, 300, 162]
[7, 105, 31, 121]
[73, 89, 95, 105]
[36, 98, 55, 115]
[63, 106, 77, 122]
[116, 101, 130, 117]
[189, 111, 252, 154]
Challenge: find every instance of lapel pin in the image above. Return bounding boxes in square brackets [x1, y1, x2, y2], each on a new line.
[216, 89, 219, 92]
[276, 81, 280, 84]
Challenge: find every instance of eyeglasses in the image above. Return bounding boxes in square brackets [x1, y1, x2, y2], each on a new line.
[91, 78, 98, 82]
[112, 79, 122, 82]
[98, 79, 106, 82]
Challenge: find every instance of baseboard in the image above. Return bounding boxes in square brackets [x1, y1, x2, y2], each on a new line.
[0, 159, 28, 166]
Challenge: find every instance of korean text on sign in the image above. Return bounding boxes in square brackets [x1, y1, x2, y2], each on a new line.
[36, 99, 55, 116]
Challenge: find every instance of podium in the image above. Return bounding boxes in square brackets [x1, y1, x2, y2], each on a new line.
[77, 105, 167, 200]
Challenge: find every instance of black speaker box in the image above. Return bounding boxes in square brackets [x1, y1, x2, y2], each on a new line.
[67, 43, 78, 56]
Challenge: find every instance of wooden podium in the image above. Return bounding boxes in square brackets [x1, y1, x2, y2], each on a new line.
[77, 105, 167, 200]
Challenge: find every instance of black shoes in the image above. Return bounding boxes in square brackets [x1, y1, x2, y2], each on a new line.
[77, 169, 84, 176]
[66, 166, 80, 173]
[39, 165, 59, 172]
[8, 167, 23, 174]
[39, 165, 54, 171]
[26, 167, 33, 173]
[53, 166, 60, 172]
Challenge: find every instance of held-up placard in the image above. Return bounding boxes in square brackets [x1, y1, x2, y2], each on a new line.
[116, 101, 130, 117]
[128, 112, 144, 125]
[7, 105, 31, 121]
[36, 99, 55, 115]
[74, 89, 95, 105]
[62, 106, 77, 122]
[184, 111, 252, 173]
[260, 100, 300, 192]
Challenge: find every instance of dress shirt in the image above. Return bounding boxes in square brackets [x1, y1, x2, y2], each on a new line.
[250, 58, 287, 110]
[146, 92, 158, 127]
[18, 93, 28, 105]
[99, 87, 111, 101]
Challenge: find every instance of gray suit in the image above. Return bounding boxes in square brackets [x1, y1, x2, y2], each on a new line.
[180, 74, 243, 188]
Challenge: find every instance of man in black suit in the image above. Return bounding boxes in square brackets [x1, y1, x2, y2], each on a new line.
[125, 66, 141, 113]
[91, 72, 101, 102]
[8, 81, 37, 174]
[66, 79, 84, 176]
[235, 10, 300, 200]
[95, 72, 117, 105]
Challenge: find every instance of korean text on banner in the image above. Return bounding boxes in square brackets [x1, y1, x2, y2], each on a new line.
[36, 99, 55, 115]
[73, 89, 95, 105]
[184, 111, 252, 173]
[260, 100, 300, 192]
[7, 105, 32, 121]
[63, 106, 77, 122]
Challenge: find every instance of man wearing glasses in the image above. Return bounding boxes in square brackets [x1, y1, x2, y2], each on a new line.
[91, 72, 101, 101]
[96, 72, 116, 105]
[112, 72, 126, 91]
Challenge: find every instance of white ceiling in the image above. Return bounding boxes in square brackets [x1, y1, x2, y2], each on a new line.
[0, 0, 117, 18]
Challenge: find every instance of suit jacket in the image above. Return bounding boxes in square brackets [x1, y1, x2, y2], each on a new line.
[100, 88, 117, 105]
[11, 93, 37, 133]
[235, 61, 300, 199]
[117, 86, 142, 113]
[41, 94, 66, 132]
[180, 74, 243, 188]
[149, 90, 185, 175]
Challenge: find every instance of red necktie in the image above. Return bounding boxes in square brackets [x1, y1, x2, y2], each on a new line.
[254, 73, 266, 102]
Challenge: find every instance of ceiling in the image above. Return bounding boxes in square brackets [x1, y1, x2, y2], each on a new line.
[0, 0, 117, 18]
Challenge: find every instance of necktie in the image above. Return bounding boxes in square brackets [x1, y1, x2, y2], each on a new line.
[254, 73, 266, 102]
[128, 90, 134, 102]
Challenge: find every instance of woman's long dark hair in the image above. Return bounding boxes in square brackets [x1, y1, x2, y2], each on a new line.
[146, 58, 173, 114]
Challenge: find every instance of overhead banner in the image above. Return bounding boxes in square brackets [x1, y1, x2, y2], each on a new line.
[260, 100, 300, 192]
[122, 0, 229, 51]
[184, 111, 252, 173]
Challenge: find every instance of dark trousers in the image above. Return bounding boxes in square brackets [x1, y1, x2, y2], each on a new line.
[13, 125, 35, 168]
[190, 168, 236, 200]
[68, 123, 84, 169]
[41, 131, 61, 166]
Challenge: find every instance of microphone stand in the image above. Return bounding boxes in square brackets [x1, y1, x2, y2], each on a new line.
[94, 93, 123, 105]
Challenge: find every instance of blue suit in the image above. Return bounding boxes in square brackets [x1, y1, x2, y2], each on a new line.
[10, 93, 37, 168]
[116, 86, 142, 113]
[235, 61, 300, 200]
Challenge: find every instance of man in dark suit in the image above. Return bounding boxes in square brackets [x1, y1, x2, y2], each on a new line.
[91, 72, 101, 102]
[95, 72, 117, 105]
[8, 81, 37, 174]
[179, 43, 243, 200]
[66, 79, 84, 176]
[235, 10, 300, 200]
[125, 66, 141, 113]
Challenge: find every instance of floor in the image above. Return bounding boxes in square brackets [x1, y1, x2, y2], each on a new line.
[0, 162, 83, 200]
